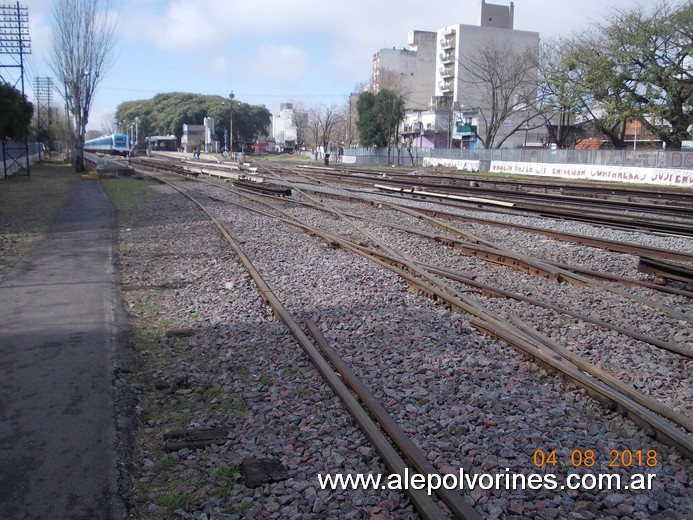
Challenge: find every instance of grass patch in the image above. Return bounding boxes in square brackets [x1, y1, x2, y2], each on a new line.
[237, 499, 252, 513]
[284, 366, 300, 377]
[101, 176, 158, 206]
[0, 161, 77, 276]
[221, 393, 245, 412]
[101, 175, 160, 228]
[154, 455, 177, 473]
[200, 385, 222, 401]
[156, 491, 189, 510]
[212, 465, 241, 482]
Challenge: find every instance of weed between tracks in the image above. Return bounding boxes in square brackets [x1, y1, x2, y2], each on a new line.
[102, 174, 260, 518]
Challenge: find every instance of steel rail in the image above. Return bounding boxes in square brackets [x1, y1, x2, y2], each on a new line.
[387, 204, 693, 324]
[142, 165, 693, 460]
[218, 180, 693, 300]
[420, 264, 692, 358]
[143, 171, 457, 520]
[195, 165, 693, 347]
[284, 183, 693, 263]
[291, 167, 693, 218]
[283, 168, 693, 226]
[276, 188, 692, 323]
[543, 260, 693, 299]
[254, 178, 693, 457]
[255, 165, 693, 353]
[638, 256, 693, 286]
[306, 320, 482, 520]
[223, 173, 693, 443]
[372, 178, 693, 216]
[316, 235, 693, 459]
[286, 164, 693, 207]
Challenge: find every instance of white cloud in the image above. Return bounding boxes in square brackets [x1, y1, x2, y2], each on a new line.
[197, 55, 230, 77]
[245, 44, 310, 87]
[38, 0, 645, 126]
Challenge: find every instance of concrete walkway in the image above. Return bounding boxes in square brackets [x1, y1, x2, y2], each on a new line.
[0, 179, 126, 519]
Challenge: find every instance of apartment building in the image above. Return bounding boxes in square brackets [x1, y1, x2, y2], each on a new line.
[372, 30, 437, 111]
[272, 103, 298, 152]
[373, 0, 540, 149]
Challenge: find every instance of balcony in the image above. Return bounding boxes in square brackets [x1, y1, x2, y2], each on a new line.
[456, 123, 477, 135]
[440, 66, 453, 78]
[438, 80, 453, 93]
[439, 52, 454, 65]
[440, 36, 455, 50]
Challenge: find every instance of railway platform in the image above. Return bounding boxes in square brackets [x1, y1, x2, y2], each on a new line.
[0, 178, 127, 518]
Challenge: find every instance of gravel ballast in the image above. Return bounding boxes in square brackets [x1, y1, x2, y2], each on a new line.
[115, 172, 691, 520]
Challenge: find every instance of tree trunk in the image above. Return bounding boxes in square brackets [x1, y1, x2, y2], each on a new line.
[73, 122, 86, 172]
[74, 139, 85, 172]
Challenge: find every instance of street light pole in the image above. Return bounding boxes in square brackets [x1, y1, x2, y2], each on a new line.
[229, 91, 234, 153]
[135, 117, 140, 148]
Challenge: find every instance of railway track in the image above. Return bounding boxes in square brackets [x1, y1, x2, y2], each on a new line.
[276, 163, 693, 236]
[292, 163, 693, 212]
[119, 158, 692, 518]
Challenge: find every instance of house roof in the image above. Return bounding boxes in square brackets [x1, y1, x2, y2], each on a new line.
[574, 139, 607, 149]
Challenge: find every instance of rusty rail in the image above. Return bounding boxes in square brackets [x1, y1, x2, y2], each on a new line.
[142, 171, 458, 520]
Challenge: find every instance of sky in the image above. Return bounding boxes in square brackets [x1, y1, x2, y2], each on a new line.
[16, 0, 646, 132]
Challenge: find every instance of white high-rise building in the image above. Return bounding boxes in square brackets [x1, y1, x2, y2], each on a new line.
[372, 30, 437, 111]
[272, 103, 298, 152]
[373, 0, 540, 149]
[435, 2, 539, 111]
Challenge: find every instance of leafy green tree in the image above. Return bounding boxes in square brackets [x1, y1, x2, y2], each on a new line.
[0, 82, 33, 142]
[537, 40, 586, 148]
[555, 36, 633, 148]
[230, 102, 271, 151]
[356, 91, 383, 147]
[604, 0, 692, 149]
[555, 0, 691, 149]
[356, 89, 404, 155]
[115, 93, 270, 151]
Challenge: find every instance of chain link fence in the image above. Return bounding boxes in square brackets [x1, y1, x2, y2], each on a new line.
[343, 147, 693, 170]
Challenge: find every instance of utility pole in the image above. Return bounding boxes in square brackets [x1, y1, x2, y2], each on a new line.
[34, 76, 53, 161]
[0, 1, 31, 177]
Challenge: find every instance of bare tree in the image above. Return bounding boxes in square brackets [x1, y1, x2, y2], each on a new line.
[309, 104, 343, 159]
[290, 101, 310, 152]
[328, 95, 360, 153]
[373, 69, 411, 100]
[536, 39, 584, 148]
[457, 39, 541, 148]
[50, 0, 116, 171]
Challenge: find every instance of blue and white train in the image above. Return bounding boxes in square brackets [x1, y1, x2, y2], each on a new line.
[84, 133, 130, 156]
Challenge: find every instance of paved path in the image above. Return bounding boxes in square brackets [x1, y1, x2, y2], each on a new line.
[0, 179, 126, 519]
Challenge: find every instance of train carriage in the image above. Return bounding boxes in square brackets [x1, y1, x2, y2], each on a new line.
[84, 133, 130, 156]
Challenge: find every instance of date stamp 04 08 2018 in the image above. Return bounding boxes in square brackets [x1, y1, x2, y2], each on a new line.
[532, 449, 659, 469]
